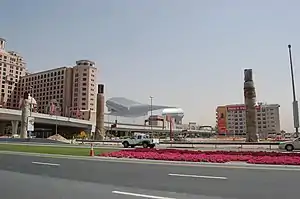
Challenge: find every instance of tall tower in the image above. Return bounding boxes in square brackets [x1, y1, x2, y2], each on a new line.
[244, 69, 258, 142]
[71, 60, 97, 120]
[95, 84, 105, 140]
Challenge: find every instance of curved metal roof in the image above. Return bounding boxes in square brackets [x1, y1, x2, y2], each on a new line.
[106, 97, 177, 117]
[107, 97, 141, 108]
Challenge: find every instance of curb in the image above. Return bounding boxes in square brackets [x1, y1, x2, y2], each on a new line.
[95, 156, 300, 169]
[2, 150, 300, 170]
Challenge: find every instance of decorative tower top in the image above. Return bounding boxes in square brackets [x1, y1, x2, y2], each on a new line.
[0, 38, 6, 50]
[244, 69, 253, 82]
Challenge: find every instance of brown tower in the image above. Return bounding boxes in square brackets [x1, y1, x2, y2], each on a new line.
[95, 84, 105, 140]
[244, 69, 258, 142]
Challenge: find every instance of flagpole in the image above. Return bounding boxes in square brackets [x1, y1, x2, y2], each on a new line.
[55, 106, 58, 135]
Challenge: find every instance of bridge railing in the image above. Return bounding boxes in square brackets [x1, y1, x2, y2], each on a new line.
[75, 139, 281, 150]
[0, 108, 93, 125]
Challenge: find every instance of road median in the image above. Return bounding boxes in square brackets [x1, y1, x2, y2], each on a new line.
[101, 148, 300, 166]
[0, 143, 117, 156]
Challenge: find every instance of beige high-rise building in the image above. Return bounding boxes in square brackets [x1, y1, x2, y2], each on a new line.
[71, 60, 97, 119]
[12, 60, 97, 120]
[216, 103, 281, 136]
[0, 38, 27, 108]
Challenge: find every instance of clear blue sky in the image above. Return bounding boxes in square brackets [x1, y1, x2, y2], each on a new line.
[1, 0, 300, 131]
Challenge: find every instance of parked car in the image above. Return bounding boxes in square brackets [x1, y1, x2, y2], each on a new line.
[278, 137, 300, 151]
[11, 134, 20, 138]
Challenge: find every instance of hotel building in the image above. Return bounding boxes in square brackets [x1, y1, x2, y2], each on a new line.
[0, 36, 98, 123]
[216, 103, 281, 136]
[12, 60, 97, 120]
[0, 38, 27, 108]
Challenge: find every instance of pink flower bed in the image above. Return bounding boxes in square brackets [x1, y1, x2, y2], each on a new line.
[100, 149, 300, 165]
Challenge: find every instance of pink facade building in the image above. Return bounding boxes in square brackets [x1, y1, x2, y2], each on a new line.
[71, 60, 97, 119]
[0, 37, 97, 120]
[0, 38, 27, 108]
[13, 60, 97, 120]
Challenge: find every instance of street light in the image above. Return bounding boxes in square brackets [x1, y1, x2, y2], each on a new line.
[28, 86, 33, 138]
[29, 86, 33, 116]
[288, 44, 299, 137]
[149, 96, 153, 132]
[54, 103, 58, 135]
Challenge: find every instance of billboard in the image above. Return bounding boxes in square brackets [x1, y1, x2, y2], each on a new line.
[226, 105, 261, 111]
[27, 116, 35, 131]
[216, 106, 227, 133]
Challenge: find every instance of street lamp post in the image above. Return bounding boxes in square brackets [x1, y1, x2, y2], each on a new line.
[149, 96, 153, 132]
[55, 114, 58, 135]
[288, 44, 300, 137]
[28, 86, 33, 138]
[29, 86, 33, 116]
[55, 104, 58, 135]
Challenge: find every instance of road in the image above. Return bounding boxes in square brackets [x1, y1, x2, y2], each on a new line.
[0, 153, 299, 199]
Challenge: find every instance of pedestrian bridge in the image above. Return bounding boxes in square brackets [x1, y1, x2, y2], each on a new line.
[0, 108, 93, 129]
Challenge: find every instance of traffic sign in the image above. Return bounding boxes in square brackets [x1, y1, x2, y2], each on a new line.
[27, 116, 35, 131]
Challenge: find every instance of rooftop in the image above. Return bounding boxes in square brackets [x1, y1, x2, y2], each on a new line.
[106, 97, 178, 117]
[21, 67, 68, 78]
[108, 97, 141, 107]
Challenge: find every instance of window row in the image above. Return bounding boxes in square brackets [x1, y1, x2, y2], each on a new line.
[22, 70, 65, 82]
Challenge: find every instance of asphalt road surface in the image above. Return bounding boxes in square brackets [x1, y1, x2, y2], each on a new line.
[0, 153, 299, 199]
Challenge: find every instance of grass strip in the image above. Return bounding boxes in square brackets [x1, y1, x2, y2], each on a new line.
[0, 144, 117, 156]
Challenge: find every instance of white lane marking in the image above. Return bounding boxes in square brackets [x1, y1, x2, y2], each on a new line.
[168, 173, 227, 180]
[32, 161, 60, 166]
[3, 151, 300, 171]
[112, 191, 176, 199]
